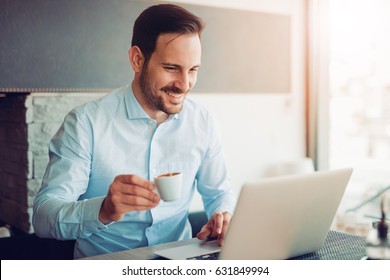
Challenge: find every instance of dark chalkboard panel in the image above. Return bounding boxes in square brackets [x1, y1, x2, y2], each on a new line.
[0, 0, 290, 93]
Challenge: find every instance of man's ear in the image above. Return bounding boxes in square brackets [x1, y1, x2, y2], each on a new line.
[128, 46, 144, 73]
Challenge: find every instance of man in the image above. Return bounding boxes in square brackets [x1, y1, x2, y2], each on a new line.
[33, 4, 236, 259]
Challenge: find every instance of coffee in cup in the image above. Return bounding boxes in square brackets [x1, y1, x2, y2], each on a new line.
[154, 172, 182, 202]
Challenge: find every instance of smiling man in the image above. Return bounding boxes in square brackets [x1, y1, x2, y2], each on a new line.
[33, 4, 236, 259]
[132, 32, 201, 123]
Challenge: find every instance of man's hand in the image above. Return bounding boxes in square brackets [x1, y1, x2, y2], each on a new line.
[99, 174, 160, 224]
[196, 211, 232, 246]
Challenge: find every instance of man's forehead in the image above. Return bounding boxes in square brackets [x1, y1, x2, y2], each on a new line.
[156, 33, 201, 47]
[150, 33, 202, 67]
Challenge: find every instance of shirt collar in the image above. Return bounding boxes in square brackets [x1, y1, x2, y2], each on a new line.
[124, 86, 180, 121]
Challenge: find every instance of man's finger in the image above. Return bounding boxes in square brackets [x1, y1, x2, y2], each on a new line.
[115, 174, 155, 190]
[120, 184, 160, 202]
[196, 224, 211, 240]
[217, 212, 232, 246]
[213, 212, 223, 234]
[120, 194, 160, 206]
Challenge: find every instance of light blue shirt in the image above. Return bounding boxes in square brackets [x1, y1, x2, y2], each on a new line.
[33, 85, 236, 258]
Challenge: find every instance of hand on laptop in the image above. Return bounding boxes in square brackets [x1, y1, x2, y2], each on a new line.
[196, 211, 232, 246]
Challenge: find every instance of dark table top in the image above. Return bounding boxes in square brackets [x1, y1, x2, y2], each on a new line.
[291, 230, 366, 260]
[82, 230, 367, 260]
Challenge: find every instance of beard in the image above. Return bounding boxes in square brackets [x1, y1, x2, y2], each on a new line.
[139, 65, 185, 115]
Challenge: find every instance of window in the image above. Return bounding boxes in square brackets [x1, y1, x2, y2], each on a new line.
[327, 0, 390, 234]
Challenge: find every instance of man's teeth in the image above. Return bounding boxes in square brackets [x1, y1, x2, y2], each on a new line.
[166, 92, 179, 97]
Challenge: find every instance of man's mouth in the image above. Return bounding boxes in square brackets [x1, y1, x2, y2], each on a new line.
[162, 88, 184, 104]
[165, 90, 179, 97]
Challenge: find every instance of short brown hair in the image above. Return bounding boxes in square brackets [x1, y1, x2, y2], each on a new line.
[131, 4, 204, 63]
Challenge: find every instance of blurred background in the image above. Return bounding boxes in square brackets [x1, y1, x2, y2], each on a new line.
[324, 0, 390, 235]
[0, 0, 389, 239]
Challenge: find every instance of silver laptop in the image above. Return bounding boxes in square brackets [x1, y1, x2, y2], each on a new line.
[154, 168, 353, 260]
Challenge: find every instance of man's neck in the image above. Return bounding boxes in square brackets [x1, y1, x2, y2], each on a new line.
[131, 81, 170, 125]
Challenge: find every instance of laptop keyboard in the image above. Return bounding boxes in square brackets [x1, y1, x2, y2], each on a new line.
[187, 251, 220, 260]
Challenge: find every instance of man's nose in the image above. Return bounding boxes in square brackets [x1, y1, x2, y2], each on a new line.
[174, 72, 191, 93]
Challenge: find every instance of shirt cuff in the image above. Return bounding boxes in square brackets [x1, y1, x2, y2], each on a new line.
[81, 196, 113, 233]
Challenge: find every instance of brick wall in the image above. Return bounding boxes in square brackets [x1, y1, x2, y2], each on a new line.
[0, 92, 105, 233]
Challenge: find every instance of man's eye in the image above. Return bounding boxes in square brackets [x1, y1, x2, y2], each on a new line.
[164, 67, 177, 72]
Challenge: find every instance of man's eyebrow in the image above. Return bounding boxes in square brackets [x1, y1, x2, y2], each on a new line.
[161, 63, 201, 69]
[162, 63, 180, 68]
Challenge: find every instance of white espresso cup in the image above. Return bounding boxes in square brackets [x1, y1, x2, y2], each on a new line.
[154, 172, 182, 202]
